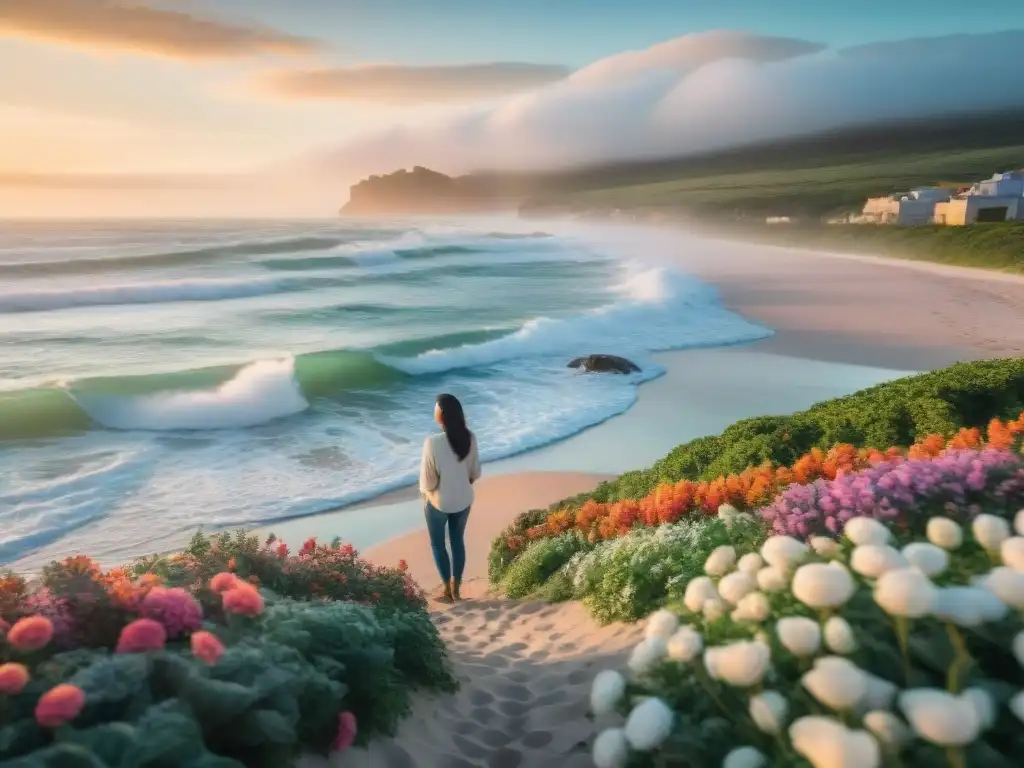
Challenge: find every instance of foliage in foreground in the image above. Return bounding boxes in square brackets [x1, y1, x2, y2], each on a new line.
[588, 505, 1024, 768]
[0, 533, 456, 767]
[489, 358, 1024, 583]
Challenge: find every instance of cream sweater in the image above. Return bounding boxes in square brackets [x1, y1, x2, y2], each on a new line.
[419, 432, 481, 513]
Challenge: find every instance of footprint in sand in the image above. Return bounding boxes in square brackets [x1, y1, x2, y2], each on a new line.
[317, 580, 645, 768]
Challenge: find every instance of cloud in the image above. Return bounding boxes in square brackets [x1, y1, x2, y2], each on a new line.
[0, 0, 320, 60]
[255, 61, 572, 103]
[318, 29, 1024, 178]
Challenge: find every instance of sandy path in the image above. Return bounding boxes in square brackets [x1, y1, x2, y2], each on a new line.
[329, 581, 642, 768]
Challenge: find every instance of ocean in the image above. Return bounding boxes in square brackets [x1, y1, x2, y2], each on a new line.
[0, 218, 771, 570]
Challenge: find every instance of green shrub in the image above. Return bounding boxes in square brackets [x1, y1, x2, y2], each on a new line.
[499, 533, 592, 599]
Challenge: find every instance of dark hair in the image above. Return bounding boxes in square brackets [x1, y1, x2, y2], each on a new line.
[436, 393, 472, 461]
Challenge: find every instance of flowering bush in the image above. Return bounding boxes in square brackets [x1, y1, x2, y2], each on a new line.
[764, 447, 1024, 539]
[489, 356, 1024, 583]
[0, 533, 456, 767]
[587, 508, 1024, 768]
[491, 419, 1024, 599]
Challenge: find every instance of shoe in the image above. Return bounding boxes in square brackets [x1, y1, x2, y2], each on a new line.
[451, 579, 461, 601]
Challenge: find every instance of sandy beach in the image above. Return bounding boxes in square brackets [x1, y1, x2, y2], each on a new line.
[291, 229, 1024, 768]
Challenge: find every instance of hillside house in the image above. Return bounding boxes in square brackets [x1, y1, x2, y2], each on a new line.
[860, 187, 953, 225]
[934, 194, 1024, 225]
[972, 170, 1024, 198]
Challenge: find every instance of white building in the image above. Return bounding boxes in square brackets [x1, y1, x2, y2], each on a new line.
[860, 187, 953, 225]
[971, 170, 1024, 198]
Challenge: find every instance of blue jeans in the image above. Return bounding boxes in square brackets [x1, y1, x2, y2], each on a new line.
[424, 501, 470, 584]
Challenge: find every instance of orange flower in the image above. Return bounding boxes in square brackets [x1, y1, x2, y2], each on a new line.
[190, 630, 225, 665]
[35, 684, 86, 728]
[227, 557, 237, 572]
[222, 583, 264, 617]
[209, 572, 238, 593]
[0, 662, 30, 695]
[7, 615, 54, 652]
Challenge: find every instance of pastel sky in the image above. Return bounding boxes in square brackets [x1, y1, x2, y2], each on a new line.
[1, 0, 1022, 217]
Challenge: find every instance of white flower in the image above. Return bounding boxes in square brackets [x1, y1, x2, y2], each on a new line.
[705, 545, 738, 576]
[1010, 691, 1024, 723]
[732, 591, 771, 623]
[859, 672, 898, 712]
[628, 637, 668, 675]
[873, 567, 935, 618]
[756, 566, 788, 592]
[898, 689, 981, 747]
[667, 626, 704, 663]
[718, 503, 739, 521]
[901, 542, 949, 577]
[973, 514, 1011, 552]
[703, 598, 726, 622]
[722, 746, 766, 768]
[845, 517, 892, 546]
[791, 563, 855, 608]
[1001, 536, 1024, 572]
[802, 656, 867, 711]
[749, 690, 788, 734]
[851, 544, 908, 578]
[684, 576, 720, 613]
[737, 553, 764, 574]
[862, 710, 912, 747]
[590, 670, 626, 715]
[592, 728, 628, 768]
[926, 517, 963, 550]
[718, 571, 756, 605]
[1015, 509, 1024, 537]
[981, 566, 1024, 609]
[704, 640, 771, 688]
[931, 586, 1008, 627]
[824, 616, 858, 654]
[963, 687, 996, 729]
[777, 617, 822, 657]
[789, 716, 881, 768]
[645, 609, 680, 640]
[810, 535, 841, 558]
[624, 697, 674, 750]
[1014, 631, 1024, 668]
[761, 536, 809, 571]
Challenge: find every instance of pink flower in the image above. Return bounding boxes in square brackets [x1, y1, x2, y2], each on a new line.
[116, 618, 167, 654]
[139, 587, 203, 638]
[190, 631, 225, 665]
[0, 662, 30, 695]
[222, 584, 264, 617]
[332, 711, 357, 752]
[6, 615, 54, 652]
[209, 572, 238, 593]
[35, 684, 85, 727]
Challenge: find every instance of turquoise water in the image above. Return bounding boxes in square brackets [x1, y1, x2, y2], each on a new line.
[0, 218, 771, 569]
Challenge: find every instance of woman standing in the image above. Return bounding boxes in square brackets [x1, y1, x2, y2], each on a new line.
[419, 393, 481, 602]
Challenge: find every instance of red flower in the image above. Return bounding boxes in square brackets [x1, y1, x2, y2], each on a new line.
[209, 572, 238, 593]
[397, 559, 409, 572]
[6, 615, 54, 652]
[190, 631, 225, 665]
[227, 557, 238, 572]
[116, 618, 167, 654]
[276, 542, 289, 558]
[300, 537, 317, 556]
[332, 711, 357, 752]
[0, 662, 30, 695]
[222, 583, 264, 617]
[35, 684, 86, 728]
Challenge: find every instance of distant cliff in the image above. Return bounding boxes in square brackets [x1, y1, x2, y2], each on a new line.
[340, 166, 512, 216]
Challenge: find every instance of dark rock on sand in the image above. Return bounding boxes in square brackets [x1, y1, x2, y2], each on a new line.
[567, 355, 641, 374]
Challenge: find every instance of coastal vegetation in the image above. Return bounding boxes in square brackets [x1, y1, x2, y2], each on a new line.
[489, 358, 1024, 615]
[0, 533, 456, 767]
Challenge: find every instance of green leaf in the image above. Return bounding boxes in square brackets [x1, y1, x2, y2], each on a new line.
[121, 699, 205, 766]
[57, 723, 136, 764]
[179, 676, 261, 728]
[69, 654, 151, 707]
